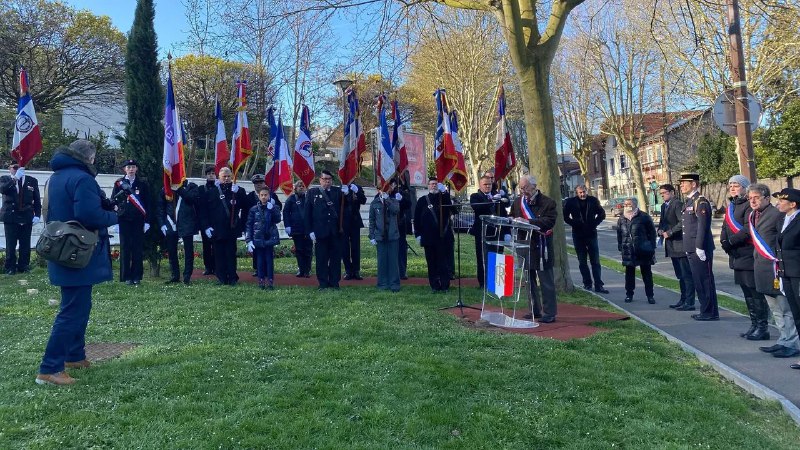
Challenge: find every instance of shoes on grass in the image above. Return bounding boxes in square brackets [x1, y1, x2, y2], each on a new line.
[36, 371, 76, 386]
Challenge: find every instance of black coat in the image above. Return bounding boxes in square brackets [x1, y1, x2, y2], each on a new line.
[0, 174, 41, 223]
[304, 186, 345, 240]
[468, 190, 508, 237]
[282, 192, 307, 236]
[244, 190, 282, 216]
[657, 198, 684, 258]
[509, 192, 557, 270]
[396, 184, 415, 235]
[246, 203, 281, 248]
[720, 196, 754, 271]
[157, 182, 200, 237]
[617, 211, 656, 267]
[777, 212, 800, 279]
[563, 196, 605, 239]
[112, 176, 150, 223]
[341, 184, 367, 229]
[199, 182, 247, 239]
[413, 191, 456, 247]
[750, 204, 781, 296]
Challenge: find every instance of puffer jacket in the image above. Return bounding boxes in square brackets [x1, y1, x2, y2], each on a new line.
[246, 202, 281, 248]
[617, 210, 656, 267]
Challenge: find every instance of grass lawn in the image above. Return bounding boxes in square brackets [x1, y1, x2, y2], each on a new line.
[1, 236, 798, 448]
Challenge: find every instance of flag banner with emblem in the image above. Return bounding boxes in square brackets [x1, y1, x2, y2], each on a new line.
[447, 110, 468, 192]
[265, 113, 293, 195]
[230, 80, 252, 181]
[293, 104, 315, 188]
[391, 100, 408, 175]
[486, 252, 514, 297]
[494, 82, 516, 180]
[376, 95, 395, 192]
[434, 89, 457, 183]
[214, 98, 230, 176]
[11, 68, 43, 167]
[162, 69, 186, 201]
[264, 106, 278, 183]
[339, 87, 365, 186]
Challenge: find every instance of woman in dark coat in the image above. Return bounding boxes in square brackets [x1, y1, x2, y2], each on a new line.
[37, 140, 119, 386]
[617, 197, 657, 304]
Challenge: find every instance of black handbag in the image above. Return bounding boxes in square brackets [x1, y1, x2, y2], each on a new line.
[35, 221, 99, 269]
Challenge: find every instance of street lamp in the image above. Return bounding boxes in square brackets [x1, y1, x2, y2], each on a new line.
[333, 77, 353, 123]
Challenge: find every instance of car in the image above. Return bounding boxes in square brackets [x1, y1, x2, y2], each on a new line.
[604, 197, 626, 217]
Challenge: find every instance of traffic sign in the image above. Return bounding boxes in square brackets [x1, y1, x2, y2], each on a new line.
[712, 90, 761, 137]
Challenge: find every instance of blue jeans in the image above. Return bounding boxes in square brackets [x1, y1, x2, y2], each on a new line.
[40, 285, 93, 374]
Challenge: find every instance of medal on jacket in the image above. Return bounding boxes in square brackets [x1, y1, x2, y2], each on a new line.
[774, 278, 780, 289]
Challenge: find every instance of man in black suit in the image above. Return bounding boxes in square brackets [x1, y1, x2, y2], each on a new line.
[112, 160, 150, 285]
[679, 172, 718, 321]
[0, 163, 41, 274]
[199, 166, 247, 285]
[341, 181, 367, 280]
[197, 167, 217, 275]
[158, 180, 200, 284]
[774, 188, 800, 369]
[563, 184, 607, 293]
[657, 184, 695, 310]
[284, 180, 312, 278]
[414, 177, 456, 292]
[469, 175, 508, 288]
[304, 170, 347, 289]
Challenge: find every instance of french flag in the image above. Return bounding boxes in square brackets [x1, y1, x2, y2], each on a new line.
[213, 98, 230, 176]
[486, 252, 514, 297]
[265, 113, 293, 195]
[229, 80, 252, 181]
[494, 82, 516, 180]
[376, 95, 395, 191]
[433, 89, 457, 184]
[339, 87, 364, 186]
[162, 68, 186, 201]
[292, 104, 315, 188]
[390, 100, 408, 175]
[11, 68, 42, 167]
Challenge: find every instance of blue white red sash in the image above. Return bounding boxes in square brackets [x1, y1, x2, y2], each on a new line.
[749, 211, 781, 291]
[725, 201, 743, 233]
[127, 193, 147, 218]
[520, 197, 534, 220]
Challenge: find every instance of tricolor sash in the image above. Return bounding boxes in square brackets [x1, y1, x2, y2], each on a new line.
[724, 201, 743, 234]
[520, 197, 534, 220]
[127, 193, 147, 218]
[749, 211, 781, 291]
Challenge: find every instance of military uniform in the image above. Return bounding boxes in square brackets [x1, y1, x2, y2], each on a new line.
[304, 185, 346, 289]
[0, 171, 41, 274]
[469, 189, 508, 287]
[414, 190, 456, 292]
[197, 176, 216, 275]
[283, 191, 312, 277]
[199, 181, 247, 285]
[658, 197, 695, 308]
[341, 184, 367, 279]
[680, 183, 718, 319]
[775, 189, 800, 366]
[157, 182, 200, 284]
[112, 168, 150, 284]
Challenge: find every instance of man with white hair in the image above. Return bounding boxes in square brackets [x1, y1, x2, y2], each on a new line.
[199, 166, 247, 285]
[510, 174, 558, 323]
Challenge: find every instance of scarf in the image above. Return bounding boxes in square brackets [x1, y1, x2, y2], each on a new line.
[623, 207, 639, 221]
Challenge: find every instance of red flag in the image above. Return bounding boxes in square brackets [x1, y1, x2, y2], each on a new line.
[214, 98, 230, 176]
[494, 82, 516, 180]
[339, 87, 364, 185]
[230, 81, 252, 182]
[11, 68, 43, 167]
[447, 110, 468, 192]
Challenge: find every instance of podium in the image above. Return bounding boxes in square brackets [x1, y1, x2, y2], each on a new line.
[480, 215, 540, 328]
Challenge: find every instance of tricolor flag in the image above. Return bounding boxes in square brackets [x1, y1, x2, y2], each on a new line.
[486, 252, 514, 297]
[494, 82, 516, 180]
[390, 100, 408, 175]
[433, 89, 457, 184]
[375, 95, 395, 191]
[230, 80, 252, 182]
[339, 87, 365, 186]
[213, 98, 230, 176]
[447, 110, 468, 192]
[292, 104, 315, 188]
[265, 113, 293, 195]
[11, 68, 43, 167]
[162, 68, 186, 201]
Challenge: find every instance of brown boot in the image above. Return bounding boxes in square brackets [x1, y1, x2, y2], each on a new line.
[65, 359, 91, 369]
[35, 371, 77, 386]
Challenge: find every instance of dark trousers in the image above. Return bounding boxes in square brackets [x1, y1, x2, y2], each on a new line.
[670, 256, 696, 305]
[201, 233, 215, 273]
[688, 252, 719, 317]
[292, 235, 313, 275]
[625, 264, 654, 297]
[424, 242, 451, 291]
[119, 220, 144, 282]
[39, 285, 93, 374]
[474, 235, 501, 287]
[528, 267, 557, 319]
[214, 238, 239, 285]
[342, 228, 362, 276]
[398, 233, 408, 278]
[254, 247, 275, 282]
[781, 277, 800, 338]
[165, 234, 194, 281]
[315, 235, 342, 288]
[3, 221, 33, 272]
[573, 235, 603, 289]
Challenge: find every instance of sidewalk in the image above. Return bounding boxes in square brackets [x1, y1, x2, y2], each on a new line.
[571, 255, 800, 425]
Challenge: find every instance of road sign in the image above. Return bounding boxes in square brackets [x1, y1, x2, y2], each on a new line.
[712, 90, 762, 137]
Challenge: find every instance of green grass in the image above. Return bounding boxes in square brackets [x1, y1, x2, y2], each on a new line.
[1, 236, 798, 448]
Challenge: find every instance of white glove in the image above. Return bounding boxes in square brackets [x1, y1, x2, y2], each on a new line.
[341, 185, 349, 194]
[503, 234, 512, 243]
[696, 249, 707, 261]
[437, 183, 446, 193]
[416, 236, 422, 245]
[161, 225, 168, 236]
[492, 193, 503, 201]
[394, 193, 402, 201]
[309, 232, 316, 242]
[231, 184, 239, 193]
[205, 227, 214, 238]
[268, 198, 275, 206]
[247, 241, 255, 253]
[285, 226, 292, 235]
[32, 216, 40, 224]
[498, 189, 506, 196]
[267, 202, 274, 210]
[350, 184, 359, 193]
[14, 167, 25, 179]
[143, 223, 150, 233]
[114, 224, 119, 233]
[380, 192, 389, 200]
[370, 239, 377, 246]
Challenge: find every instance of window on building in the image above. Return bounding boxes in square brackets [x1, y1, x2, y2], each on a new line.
[609, 158, 615, 175]
[620, 154, 627, 169]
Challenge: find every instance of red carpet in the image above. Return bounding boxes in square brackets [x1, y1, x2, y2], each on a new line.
[443, 303, 629, 341]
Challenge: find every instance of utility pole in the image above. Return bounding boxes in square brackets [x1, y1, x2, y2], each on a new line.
[727, 0, 757, 182]
[660, 64, 672, 186]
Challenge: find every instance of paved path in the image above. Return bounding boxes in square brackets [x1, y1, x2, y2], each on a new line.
[570, 254, 800, 424]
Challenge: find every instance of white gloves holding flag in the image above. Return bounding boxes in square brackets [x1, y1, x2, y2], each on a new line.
[350, 184, 359, 193]
[380, 192, 389, 200]
[267, 201, 274, 210]
[247, 241, 255, 253]
[285, 226, 292, 235]
[309, 232, 316, 242]
[161, 225, 168, 236]
[32, 216, 40, 225]
[437, 183, 446, 193]
[113, 224, 119, 233]
[205, 227, 214, 239]
[492, 193, 503, 201]
[498, 189, 506, 196]
[231, 184, 239, 193]
[14, 167, 25, 180]
[395, 193, 402, 201]
[370, 239, 377, 246]
[143, 223, 150, 233]
[696, 249, 707, 261]
[341, 185, 349, 194]
[416, 236, 422, 245]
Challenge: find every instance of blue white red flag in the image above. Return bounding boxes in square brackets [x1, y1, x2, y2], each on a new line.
[162, 68, 186, 201]
[265, 112, 293, 195]
[293, 104, 315, 188]
[390, 100, 408, 175]
[447, 110, 468, 192]
[214, 98, 230, 176]
[11, 68, 42, 167]
[230, 81, 252, 181]
[486, 252, 514, 297]
[434, 89, 457, 183]
[339, 87, 365, 186]
[376, 95, 395, 191]
[494, 82, 516, 180]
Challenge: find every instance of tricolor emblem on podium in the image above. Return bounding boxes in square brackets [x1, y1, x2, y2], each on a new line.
[486, 252, 514, 298]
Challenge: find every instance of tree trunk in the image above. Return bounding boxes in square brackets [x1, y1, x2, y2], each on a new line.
[623, 146, 649, 213]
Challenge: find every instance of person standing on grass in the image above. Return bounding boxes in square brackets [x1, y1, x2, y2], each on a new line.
[341, 180, 367, 280]
[200, 166, 247, 286]
[395, 171, 415, 280]
[414, 177, 456, 293]
[657, 184, 695, 311]
[563, 184, 608, 294]
[37, 140, 118, 386]
[469, 175, 508, 288]
[304, 170, 347, 290]
[773, 188, 800, 370]
[197, 167, 217, 276]
[617, 197, 657, 304]
[0, 162, 41, 275]
[369, 182, 401, 292]
[246, 187, 281, 290]
[746, 183, 800, 359]
[157, 179, 201, 285]
[244, 173, 282, 277]
[112, 159, 150, 285]
[283, 180, 312, 278]
[720, 175, 769, 339]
